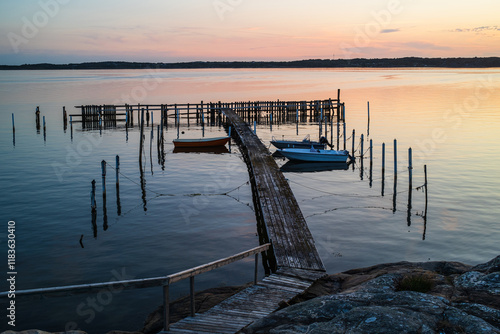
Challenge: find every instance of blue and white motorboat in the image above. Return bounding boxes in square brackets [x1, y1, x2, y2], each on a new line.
[278, 147, 350, 163]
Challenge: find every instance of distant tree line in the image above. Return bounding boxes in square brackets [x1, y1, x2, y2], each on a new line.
[1, 57, 500, 70]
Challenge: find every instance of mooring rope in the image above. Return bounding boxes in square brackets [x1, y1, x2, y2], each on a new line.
[104, 160, 250, 198]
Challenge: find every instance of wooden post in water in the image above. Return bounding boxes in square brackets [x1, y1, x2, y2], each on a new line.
[343, 122, 346, 150]
[139, 108, 145, 163]
[91, 180, 97, 210]
[101, 160, 107, 196]
[43, 116, 46, 141]
[115, 155, 120, 186]
[407, 147, 413, 226]
[369, 139, 373, 187]
[35, 106, 41, 131]
[408, 147, 413, 189]
[351, 129, 356, 158]
[190, 277, 195, 317]
[360, 134, 364, 159]
[63, 106, 67, 129]
[336, 120, 340, 149]
[367, 101, 370, 136]
[382, 143, 386, 196]
[11, 113, 15, 133]
[394, 139, 398, 176]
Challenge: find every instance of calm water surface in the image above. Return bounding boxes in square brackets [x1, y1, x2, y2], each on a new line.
[0, 68, 499, 332]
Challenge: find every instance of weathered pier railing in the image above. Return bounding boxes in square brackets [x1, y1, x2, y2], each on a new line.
[0, 243, 271, 331]
[70, 93, 345, 129]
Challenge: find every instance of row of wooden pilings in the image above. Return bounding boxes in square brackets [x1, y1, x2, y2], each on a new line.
[71, 96, 344, 129]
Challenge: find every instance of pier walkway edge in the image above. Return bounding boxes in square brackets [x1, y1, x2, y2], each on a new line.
[167, 108, 327, 333]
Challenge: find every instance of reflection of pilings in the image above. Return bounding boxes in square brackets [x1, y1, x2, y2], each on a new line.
[393, 140, 398, 213]
[139, 161, 147, 212]
[12, 113, 15, 146]
[351, 129, 355, 158]
[43, 116, 46, 142]
[367, 101, 370, 137]
[139, 108, 145, 164]
[116, 155, 121, 216]
[369, 139, 373, 188]
[423, 165, 428, 240]
[150, 127, 154, 175]
[91, 180, 97, 238]
[407, 147, 413, 226]
[343, 122, 346, 150]
[101, 160, 108, 231]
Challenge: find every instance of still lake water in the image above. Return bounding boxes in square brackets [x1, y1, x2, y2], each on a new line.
[1, 68, 499, 332]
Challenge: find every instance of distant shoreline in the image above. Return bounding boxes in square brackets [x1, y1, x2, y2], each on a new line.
[1, 57, 500, 70]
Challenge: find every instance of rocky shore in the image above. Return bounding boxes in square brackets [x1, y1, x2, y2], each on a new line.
[3, 255, 499, 334]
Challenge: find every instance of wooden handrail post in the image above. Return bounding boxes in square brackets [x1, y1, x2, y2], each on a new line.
[254, 253, 259, 284]
[163, 283, 170, 331]
[190, 276, 195, 317]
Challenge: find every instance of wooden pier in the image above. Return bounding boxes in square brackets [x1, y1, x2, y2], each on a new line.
[69, 96, 343, 333]
[70, 95, 344, 129]
[166, 107, 327, 333]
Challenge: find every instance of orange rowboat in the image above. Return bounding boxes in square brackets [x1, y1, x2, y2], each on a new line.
[172, 136, 230, 148]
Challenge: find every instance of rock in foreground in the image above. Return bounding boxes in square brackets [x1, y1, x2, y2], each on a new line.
[241, 255, 500, 334]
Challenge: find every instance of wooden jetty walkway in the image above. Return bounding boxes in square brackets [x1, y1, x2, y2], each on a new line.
[166, 108, 327, 333]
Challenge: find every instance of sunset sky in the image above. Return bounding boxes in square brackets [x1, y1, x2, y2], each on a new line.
[1, 0, 499, 65]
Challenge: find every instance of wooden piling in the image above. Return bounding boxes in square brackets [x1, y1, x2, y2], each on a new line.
[407, 147, 413, 226]
[101, 160, 106, 195]
[351, 129, 356, 157]
[382, 143, 386, 196]
[394, 139, 398, 177]
[369, 139, 373, 165]
[11, 113, 15, 133]
[139, 108, 145, 162]
[343, 123, 346, 150]
[115, 155, 120, 186]
[36, 106, 41, 130]
[63, 106, 67, 126]
[360, 134, 364, 159]
[408, 147, 413, 188]
[91, 180, 97, 211]
[367, 101, 370, 136]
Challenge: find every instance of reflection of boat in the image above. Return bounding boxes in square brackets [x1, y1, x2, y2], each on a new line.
[281, 161, 348, 173]
[173, 146, 229, 154]
[278, 148, 350, 162]
[271, 134, 326, 150]
[172, 136, 230, 148]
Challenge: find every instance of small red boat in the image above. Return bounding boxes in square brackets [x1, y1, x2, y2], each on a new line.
[172, 136, 230, 148]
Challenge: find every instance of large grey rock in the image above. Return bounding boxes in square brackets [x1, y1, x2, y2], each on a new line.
[242, 255, 500, 334]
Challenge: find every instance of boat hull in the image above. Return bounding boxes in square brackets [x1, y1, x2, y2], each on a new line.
[278, 148, 349, 162]
[172, 136, 230, 148]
